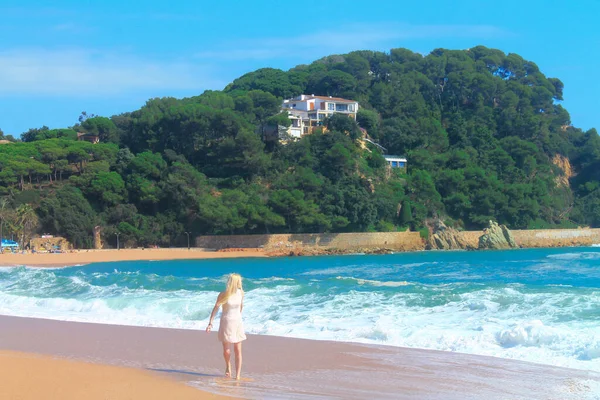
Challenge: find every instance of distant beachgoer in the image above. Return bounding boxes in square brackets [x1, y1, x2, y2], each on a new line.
[206, 273, 247, 380]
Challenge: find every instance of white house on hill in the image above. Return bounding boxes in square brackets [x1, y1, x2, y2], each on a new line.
[281, 94, 359, 138]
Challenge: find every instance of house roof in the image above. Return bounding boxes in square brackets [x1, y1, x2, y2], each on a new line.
[310, 95, 357, 103]
[285, 95, 358, 104]
[384, 155, 407, 161]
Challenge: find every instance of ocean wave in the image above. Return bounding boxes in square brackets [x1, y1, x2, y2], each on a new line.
[0, 265, 71, 272]
[300, 262, 433, 278]
[576, 341, 600, 361]
[547, 252, 600, 261]
[334, 276, 409, 287]
[0, 288, 215, 330]
[251, 277, 296, 283]
[497, 320, 559, 347]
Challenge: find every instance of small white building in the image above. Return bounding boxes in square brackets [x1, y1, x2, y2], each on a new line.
[384, 155, 407, 169]
[281, 94, 359, 138]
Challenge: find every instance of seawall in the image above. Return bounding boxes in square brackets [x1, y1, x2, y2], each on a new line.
[512, 228, 600, 248]
[196, 232, 424, 254]
[196, 228, 600, 254]
[451, 228, 600, 249]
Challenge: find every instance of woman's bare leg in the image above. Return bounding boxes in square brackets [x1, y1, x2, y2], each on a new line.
[221, 341, 232, 377]
[233, 342, 243, 380]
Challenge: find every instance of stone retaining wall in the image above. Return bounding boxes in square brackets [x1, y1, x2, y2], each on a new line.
[196, 228, 600, 254]
[454, 228, 600, 249]
[196, 232, 425, 252]
[512, 228, 600, 248]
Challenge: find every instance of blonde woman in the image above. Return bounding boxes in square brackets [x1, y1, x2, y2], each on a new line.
[206, 273, 247, 380]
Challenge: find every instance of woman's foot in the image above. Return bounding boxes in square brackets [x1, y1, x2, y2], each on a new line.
[225, 364, 231, 378]
[236, 374, 241, 380]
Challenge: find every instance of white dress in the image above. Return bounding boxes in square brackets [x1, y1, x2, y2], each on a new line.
[218, 289, 247, 343]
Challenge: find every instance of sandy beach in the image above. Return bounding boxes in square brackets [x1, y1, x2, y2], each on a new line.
[1, 315, 599, 399]
[0, 350, 229, 400]
[0, 248, 265, 267]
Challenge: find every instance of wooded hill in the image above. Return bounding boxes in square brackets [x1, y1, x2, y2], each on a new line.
[0, 46, 598, 248]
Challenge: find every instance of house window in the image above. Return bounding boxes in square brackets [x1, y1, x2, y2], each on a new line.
[392, 161, 398, 167]
[292, 103, 296, 108]
[328, 103, 335, 111]
[336, 104, 348, 112]
[349, 104, 355, 112]
[399, 162, 406, 168]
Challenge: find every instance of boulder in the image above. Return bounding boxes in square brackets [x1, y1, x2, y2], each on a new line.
[427, 220, 471, 250]
[478, 220, 518, 249]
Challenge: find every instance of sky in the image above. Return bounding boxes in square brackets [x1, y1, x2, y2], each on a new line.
[1, 0, 598, 136]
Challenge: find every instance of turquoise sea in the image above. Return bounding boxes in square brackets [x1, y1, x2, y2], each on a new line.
[1, 247, 599, 372]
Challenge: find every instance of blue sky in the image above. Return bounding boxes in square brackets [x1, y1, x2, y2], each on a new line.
[1, 0, 598, 136]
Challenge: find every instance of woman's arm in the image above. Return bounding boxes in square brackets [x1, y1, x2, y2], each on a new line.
[206, 292, 224, 332]
[240, 291, 244, 314]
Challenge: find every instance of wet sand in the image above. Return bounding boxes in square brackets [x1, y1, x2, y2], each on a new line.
[0, 350, 229, 400]
[0, 248, 265, 267]
[0, 315, 598, 399]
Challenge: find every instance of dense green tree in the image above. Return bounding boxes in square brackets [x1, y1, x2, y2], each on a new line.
[325, 114, 362, 140]
[1, 45, 599, 246]
[38, 186, 96, 248]
[81, 116, 120, 143]
[225, 68, 304, 99]
[356, 109, 380, 138]
[399, 200, 413, 226]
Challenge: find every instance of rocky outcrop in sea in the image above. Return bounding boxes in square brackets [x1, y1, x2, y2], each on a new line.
[478, 220, 518, 250]
[427, 220, 473, 250]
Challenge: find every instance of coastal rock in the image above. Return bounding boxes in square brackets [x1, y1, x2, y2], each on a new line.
[427, 220, 471, 250]
[478, 220, 518, 249]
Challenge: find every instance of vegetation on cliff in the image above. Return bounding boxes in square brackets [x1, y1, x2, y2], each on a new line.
[0, 46, 598, 248]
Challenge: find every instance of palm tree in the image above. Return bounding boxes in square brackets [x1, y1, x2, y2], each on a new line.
[15, 204, 39, 249]
[0, 198, 12, 252]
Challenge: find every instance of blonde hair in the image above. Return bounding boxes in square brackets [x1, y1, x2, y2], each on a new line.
[218, 273, 243, 306]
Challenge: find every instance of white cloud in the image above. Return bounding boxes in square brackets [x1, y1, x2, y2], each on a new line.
[0, 48, 222, 96]
[196, 23, 511, 61]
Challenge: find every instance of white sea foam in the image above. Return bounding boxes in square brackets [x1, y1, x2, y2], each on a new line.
[497, 320, 559, 347]
[251, 277, 295, 283]
[301, 262, 432, 278]
[335, 276, 409, 287]
[547, 252, 600, 260]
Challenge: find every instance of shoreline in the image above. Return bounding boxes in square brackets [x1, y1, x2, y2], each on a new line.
[1, 243, 600, 269]
[2, 227, 600, 268]
[0, 247, 266, 268]
[0, 315, 598, 399]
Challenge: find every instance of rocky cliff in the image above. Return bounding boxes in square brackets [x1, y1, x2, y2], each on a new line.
[427, 220, 473, 250]
[478, 220, 518, 250]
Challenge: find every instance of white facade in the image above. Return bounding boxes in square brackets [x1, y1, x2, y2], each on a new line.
[281, 95, 359, 138]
